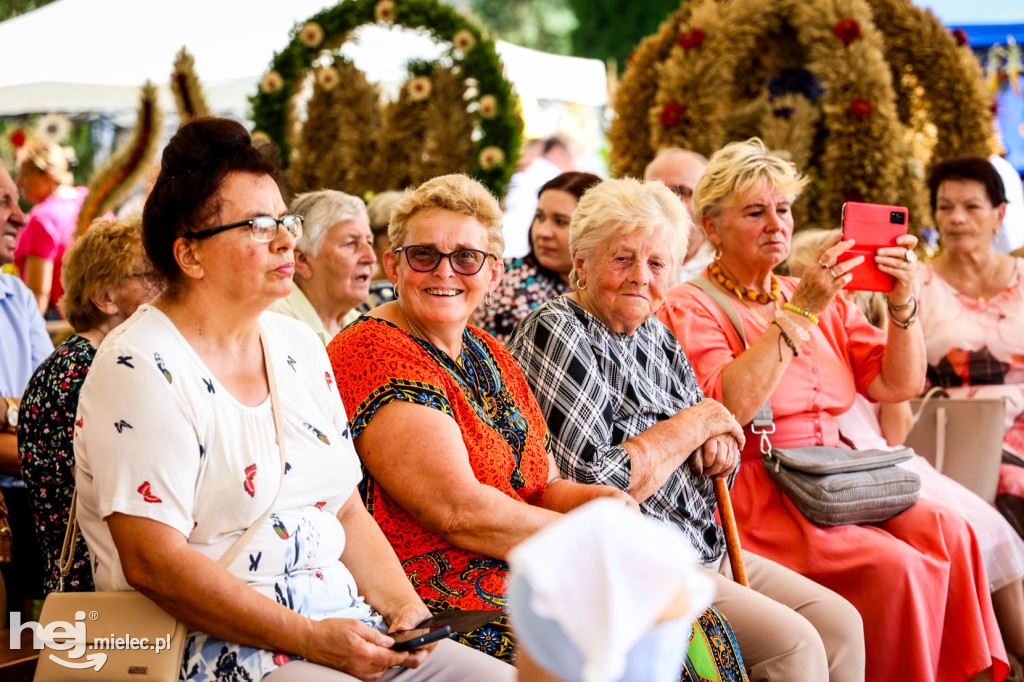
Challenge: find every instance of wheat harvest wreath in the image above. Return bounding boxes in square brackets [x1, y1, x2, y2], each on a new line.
[251, 0, 521, 200]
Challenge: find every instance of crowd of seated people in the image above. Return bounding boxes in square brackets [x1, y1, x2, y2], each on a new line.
[6, 115, 1024, 681]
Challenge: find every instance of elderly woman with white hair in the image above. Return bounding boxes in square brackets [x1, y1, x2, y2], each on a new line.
[659, 138, 1007, 681]
[507, 177, 866, 682]
[267, 189, 376, 344]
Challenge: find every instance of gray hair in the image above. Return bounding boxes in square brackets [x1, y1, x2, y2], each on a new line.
[289, 190, 369, 257]
[568, 177, 690, 289]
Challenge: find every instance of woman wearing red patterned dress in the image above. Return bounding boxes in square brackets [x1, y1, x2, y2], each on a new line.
[328, 175, 646, 661]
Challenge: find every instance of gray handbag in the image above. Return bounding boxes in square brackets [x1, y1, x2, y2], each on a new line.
[763, 446, 920, 525]
[688, 277, 921, 526]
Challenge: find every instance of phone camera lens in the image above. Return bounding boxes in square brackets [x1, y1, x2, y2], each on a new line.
[890, 211, 906, 225]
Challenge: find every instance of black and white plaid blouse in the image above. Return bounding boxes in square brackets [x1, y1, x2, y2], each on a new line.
[508, 295, 728, 566]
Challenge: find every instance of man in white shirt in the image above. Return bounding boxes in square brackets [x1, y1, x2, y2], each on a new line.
[502, 135, 576, 259]
[645, 149, 712, 283]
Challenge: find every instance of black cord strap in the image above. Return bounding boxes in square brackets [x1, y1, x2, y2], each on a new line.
[771, 320, 798, 360]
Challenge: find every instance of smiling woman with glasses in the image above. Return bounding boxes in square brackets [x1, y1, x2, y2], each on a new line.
[392, 245, 496, 275]
[328, 174, 637, 663]
[71, 119, 511, 681]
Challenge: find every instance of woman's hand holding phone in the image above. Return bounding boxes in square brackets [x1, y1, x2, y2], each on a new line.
[873, 232, 919, 307]
[791, 233, 860, 316]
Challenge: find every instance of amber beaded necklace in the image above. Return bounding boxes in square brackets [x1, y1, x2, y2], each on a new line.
[708, 260, 781, 304]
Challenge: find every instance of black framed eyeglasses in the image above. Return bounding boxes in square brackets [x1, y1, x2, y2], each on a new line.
[394, 245, 497, 275]
[188, 214, 304, 242]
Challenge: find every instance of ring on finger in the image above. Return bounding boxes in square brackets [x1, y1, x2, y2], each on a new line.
[819, 259, 833, 270]
[828, 266, 839, 279]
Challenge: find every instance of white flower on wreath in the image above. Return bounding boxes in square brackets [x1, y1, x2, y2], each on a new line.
[316, 65, 341, 91]
[375, 0, 395, 24]
[299, 22, 324, 48]
[478, 146, 505, 170]
[260, 71, 284, 94]
[407, 76, 432, 102]
[477, 95, 498, 118]
[36, 113, 72, 144]
[453, 30, 477, 54]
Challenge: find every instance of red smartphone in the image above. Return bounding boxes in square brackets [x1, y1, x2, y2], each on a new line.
[837, 201, 909, 291]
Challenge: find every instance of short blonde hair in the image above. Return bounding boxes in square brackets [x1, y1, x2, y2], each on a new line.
[60, 217, 153, 332]
[693, 138, 808, 221]
[17, 139, 73, 186]
[388, 175, 503, 255]
[289, 190, 369, 257]
[569, 177, 690, 289]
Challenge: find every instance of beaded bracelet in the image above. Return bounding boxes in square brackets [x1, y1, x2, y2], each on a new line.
[783, 302, 819, 324]
[774, 308, 811, 342]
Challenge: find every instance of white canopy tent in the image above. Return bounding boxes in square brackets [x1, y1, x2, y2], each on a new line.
[0, 0, 608, 118]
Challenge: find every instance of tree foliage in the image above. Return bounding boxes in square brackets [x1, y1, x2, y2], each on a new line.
[0, 0, 57, 22]
[469, 0, 577, 55]
[568, 0, 682, 70]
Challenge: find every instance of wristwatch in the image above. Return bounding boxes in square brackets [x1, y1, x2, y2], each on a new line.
[2, 397, 17, 432]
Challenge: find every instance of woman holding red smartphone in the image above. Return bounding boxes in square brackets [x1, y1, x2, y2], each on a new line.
[659, 138, 1006, 682]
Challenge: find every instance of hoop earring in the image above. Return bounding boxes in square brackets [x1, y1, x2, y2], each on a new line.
[713, 244, 723, 260]
[484, 292, 492, 306]
[577, 280, 588, 291]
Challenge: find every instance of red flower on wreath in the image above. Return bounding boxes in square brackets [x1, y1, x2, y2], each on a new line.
[849, 98, 873, 120]
[952, 28, 969, 47]
[660, 102, 686, 128]
[833, 18, 861, 46]
[678, 28, 706, 50]
[9, 129, 25, 148]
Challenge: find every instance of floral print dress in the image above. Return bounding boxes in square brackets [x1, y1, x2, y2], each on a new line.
[18, 334, 96, 594]
[476, 257, 567, 344]
[917, 259, 1024, 537]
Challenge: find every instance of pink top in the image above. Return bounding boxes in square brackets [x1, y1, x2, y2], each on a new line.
[915, 260, 1024, 456]
[658, 275, 886, 460]
[14, 186, 88, 311]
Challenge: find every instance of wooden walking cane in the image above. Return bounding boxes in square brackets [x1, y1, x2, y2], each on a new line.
[714, 478, 748, 587]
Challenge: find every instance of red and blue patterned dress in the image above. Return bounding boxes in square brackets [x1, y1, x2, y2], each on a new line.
[329, 317, 546, 661]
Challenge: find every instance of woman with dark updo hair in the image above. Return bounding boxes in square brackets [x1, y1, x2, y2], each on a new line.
[477, 171, 601, 343]
[72, 118, 512, 681]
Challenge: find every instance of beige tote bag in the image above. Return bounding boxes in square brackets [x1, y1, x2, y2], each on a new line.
[906, 387, 1006, 503]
